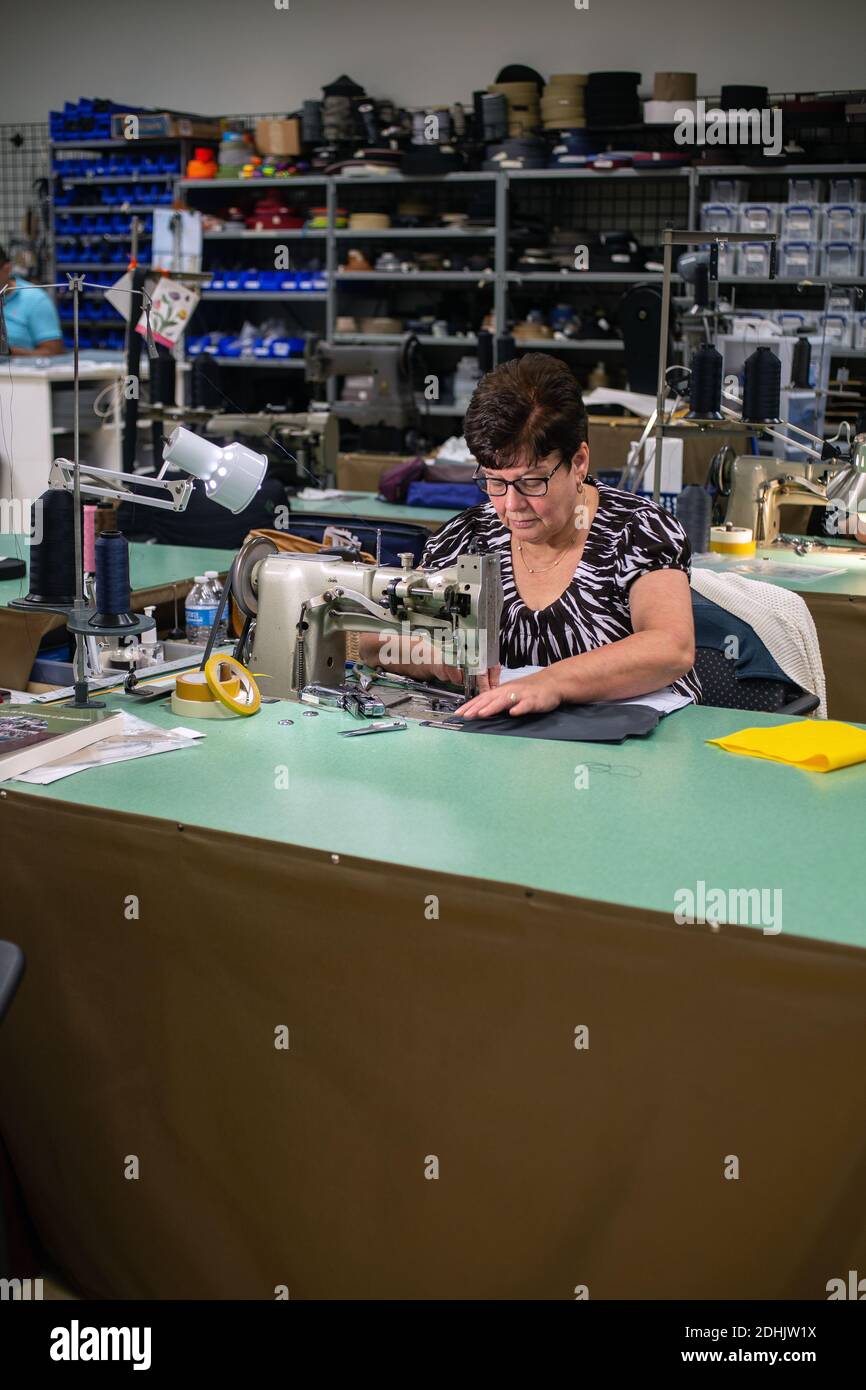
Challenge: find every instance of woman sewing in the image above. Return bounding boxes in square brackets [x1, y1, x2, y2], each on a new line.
[359, 353, 700, 716]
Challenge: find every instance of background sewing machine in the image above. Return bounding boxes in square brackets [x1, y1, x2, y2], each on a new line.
[233, 538, 502, 707]
[714, 422, 866, 544]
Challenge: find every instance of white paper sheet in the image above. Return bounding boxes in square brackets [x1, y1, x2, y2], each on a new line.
[13, 712, 197, 784]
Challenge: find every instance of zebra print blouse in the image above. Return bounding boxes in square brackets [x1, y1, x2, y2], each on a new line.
[421, 475, 702, 704]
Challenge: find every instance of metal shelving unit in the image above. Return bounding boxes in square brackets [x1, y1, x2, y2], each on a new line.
[203, 229, 327, 240]
[693, 162, 866, 365]
[163, 161, 866, 422]
[50, 135, 187, 346]
[505, 271, 677, 283]
[55, 173, 175, 184]
[200, 291, 327, 302]
[180, 172, 332, 405]
[332, 227, 496, 239]
[334, 333, 477, 346]
[334, 270, 494, 283]
[177, 176, 327, 190]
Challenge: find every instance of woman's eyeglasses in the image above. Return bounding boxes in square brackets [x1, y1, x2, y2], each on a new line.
[474, 459, 564, 497]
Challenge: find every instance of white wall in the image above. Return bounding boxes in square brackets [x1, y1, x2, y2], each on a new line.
[2, 0, 864, 125]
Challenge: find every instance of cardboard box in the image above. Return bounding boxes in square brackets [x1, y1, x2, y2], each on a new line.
[588, 418, 743, 486]
[110, 112, 222, 141]
[254, 118, 302, 158]
[336, 452, 413, 491]
[652, 72, 697, 103]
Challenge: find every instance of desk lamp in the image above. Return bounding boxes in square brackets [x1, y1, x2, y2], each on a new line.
[1, 275, 266, 707]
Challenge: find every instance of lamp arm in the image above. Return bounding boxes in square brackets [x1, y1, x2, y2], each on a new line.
[48, 458, 194, 510]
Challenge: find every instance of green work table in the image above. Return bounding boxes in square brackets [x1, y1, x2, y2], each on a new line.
[0, 538, 236, 690]
[287, 490, 462, 529]
[2, 698, 865, 1300]
[695, 541, 866, 596]
[7, 699, 864, 948]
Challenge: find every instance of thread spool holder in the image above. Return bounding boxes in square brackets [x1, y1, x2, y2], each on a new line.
[652, 228, 779, 503]
[0, 274, 159, 705]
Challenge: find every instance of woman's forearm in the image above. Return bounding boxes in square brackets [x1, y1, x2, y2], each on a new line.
[548, 630, 695, 704]
[355, 630, 441, 682]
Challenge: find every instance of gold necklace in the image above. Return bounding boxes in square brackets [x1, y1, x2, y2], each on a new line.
[516, 537, 582, 575]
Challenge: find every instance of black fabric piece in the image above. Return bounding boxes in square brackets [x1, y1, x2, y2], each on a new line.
[445, 701, 661, 743]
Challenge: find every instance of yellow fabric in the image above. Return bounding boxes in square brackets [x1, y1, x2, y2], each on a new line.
[708, 720, 866, 773]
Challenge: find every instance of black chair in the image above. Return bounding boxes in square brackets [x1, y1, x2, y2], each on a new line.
[694, 647, 819, 715]
[691, 592, 820, 715]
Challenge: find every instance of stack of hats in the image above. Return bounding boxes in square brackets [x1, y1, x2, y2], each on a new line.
[483, 136, 547, 171]
[395, 197, 432, 227]
[217, 130, 253, 178]
[410, 107, 455, 145]
[301, 101, 323, 143]
[644, 72, 697, 124]
[348, 211, 391, 230]
[478, 92, 508, 142]
[321, 74, 366, 142]
[585, 72, 642, 127]
[720, 85, 769, 111]
[325, 147, 403, 176]
[487, 81, 540, 137]
[541, 74, 587, 130]
[548, 131, 595, 167]
[401, 146, 465, 176]
[307, 206, 348, 229]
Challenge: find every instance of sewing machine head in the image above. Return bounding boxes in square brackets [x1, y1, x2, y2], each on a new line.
[723, 454, 830, 543]
[239, 546, 503, 699]
[723, 442, 866, 545]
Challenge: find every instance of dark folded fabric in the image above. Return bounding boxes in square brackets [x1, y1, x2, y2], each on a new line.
[691, 594, 788, 681]
[441, 701, 661, 743]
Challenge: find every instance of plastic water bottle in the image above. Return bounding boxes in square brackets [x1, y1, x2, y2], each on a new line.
[204, 570, 228, 643]
[185, 575, 218, 644]
[676, 484, 712, 556]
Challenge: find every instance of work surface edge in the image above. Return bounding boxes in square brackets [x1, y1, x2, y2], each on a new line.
[4, 701, 864, 947]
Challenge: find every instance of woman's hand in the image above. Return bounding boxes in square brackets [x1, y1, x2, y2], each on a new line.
[356, 631, 462, 685]
[476, 665, 501, 693]
[455, 668, 561, 719]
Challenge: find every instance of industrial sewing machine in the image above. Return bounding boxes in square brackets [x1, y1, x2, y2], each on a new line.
[231, 537, 503, 705]
[717, 433, 866, 544]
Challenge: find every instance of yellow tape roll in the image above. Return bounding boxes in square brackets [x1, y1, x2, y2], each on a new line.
[204, 655, 261, 716]
[710, 525, 757, 557]
[170, 691, 238, 719]
[175, 670, 241, 703]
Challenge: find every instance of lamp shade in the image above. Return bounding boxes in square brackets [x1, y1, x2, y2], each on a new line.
[163, 426, 267, 514]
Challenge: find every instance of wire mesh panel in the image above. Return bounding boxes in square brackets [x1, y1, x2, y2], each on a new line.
[510, 173, 691, 249]
[0, 121, 51, 276]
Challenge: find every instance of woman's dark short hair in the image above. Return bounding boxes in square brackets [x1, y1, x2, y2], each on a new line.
[464, 353, 588, 471]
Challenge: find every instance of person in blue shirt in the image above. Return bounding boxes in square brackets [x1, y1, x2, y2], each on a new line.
[0, 245, 64, 355]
